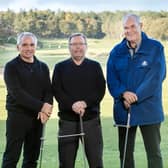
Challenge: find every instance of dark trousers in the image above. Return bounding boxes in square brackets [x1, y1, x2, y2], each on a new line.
[118, 123, 163, 168]
[58, 117, 103, 168]
[1, 111, 42, 168]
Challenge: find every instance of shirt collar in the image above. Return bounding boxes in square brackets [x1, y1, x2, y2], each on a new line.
[126, 40, 141, 53]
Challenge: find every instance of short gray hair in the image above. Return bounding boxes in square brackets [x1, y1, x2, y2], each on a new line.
[122, 13, 141, 25]
[68, 33, 87, 45]
[17, 32, 37, 46]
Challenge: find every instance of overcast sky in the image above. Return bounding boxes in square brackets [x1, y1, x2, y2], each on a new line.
[0, 0, 168, 12]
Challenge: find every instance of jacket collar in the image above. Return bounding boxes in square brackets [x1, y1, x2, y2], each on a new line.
[117, 32, 149, 56]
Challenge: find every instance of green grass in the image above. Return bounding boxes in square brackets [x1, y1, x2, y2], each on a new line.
[1, 117, 168, 167]
[0, 38, 168, 167]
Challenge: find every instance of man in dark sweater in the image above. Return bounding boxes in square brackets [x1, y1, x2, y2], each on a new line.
[1, 32, 53, 168]
[52, 33, 106, 168]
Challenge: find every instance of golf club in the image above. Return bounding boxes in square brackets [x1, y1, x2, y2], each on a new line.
[79, 114, 87, 168]
[58, 113, 87, 168]
[122, 107, 131, 168]
[114, 107, 131, 168]
[39, 123, 46, 168]
[58, 132, 85, 138]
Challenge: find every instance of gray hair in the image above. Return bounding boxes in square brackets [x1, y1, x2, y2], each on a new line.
[17, 32, 37, 46]
[68, 33, 87, 45]
[122, 13, 141, 25]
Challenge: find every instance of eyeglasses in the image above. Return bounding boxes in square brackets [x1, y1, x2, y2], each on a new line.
[69, 43, 87, 46]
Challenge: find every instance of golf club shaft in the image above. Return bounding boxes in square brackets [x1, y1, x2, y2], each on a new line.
[122, 109, 131, 168]
[114, 124, 130, 128]
[39, 124, 46, 168]
[79, 114, 87, 168]
[58, 133, 85, 138]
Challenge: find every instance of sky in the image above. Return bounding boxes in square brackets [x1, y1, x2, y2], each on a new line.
[0, 0, 168, 12]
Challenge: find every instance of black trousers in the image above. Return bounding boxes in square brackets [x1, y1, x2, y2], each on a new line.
[58, 117, 103, 168]
[2, 111, 43, 168]
[118, 123, 163, 168]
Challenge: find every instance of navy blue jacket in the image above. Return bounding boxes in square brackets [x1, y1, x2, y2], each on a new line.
[107, 32, 166, 126]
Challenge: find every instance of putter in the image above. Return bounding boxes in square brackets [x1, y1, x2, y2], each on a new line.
[114, 108, 131, 168]
[79, 114, 87, 168]
[122, 107, 131, 168]
[39, 123, 46, 168]
[58, 113, 87, 168]
[58, 114, 85, 139]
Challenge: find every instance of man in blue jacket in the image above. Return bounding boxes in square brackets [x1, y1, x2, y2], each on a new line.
[107, 14, 166, 168]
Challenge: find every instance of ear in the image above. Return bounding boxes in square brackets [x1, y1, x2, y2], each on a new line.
[140, 22, 143, 29]
[68, 44, 71, 50]
[17, 45, 19, 51]
[85, 44, 88, 50]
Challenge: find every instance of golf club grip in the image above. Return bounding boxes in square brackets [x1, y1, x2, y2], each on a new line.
[127, 106, 131, 113]
[41, 124, 46, 140]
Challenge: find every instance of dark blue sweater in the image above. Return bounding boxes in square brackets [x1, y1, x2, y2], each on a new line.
[52, 58, 105, 121]
[4, 55, 53, 117]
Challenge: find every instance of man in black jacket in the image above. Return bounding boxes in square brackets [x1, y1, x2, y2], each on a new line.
[2, 32, 53, 168]
[52, 33, 106, 168]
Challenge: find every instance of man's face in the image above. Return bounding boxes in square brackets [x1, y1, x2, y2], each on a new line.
[123, 17, 142, 43]
[17, 36, 36, 61]
[69, 36, 87, 61]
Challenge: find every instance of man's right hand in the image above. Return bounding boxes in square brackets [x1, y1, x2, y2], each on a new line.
[41, 103, 53, 117]
[123, 100, 131, 109]
[37, 112, 49, 124]
[72, 101, 87, 116]
[122, 91, 138, 104]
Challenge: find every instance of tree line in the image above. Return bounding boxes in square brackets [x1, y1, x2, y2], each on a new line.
[1, 9, 168, 44]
